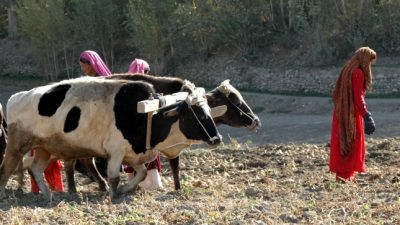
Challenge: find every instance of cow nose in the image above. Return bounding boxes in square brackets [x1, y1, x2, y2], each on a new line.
[249, 116, 262, 131]
[208, 134, 222, 147]
[254, 116, 262, 127]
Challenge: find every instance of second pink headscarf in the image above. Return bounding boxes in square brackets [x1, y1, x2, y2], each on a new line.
[128, 58, 150, 74]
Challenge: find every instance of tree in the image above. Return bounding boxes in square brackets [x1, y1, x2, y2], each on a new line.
[126, 0, 174, 74]
[17, 0, 73, 80]
[0, 0, 17, 39]
[70, 0, 121, 71]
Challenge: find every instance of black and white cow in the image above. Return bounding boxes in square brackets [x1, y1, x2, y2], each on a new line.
[69, 74, 261, 191]
[0, 77, 221, 200]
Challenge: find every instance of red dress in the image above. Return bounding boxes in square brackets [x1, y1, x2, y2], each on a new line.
[329, 68, 367, 180]
[31, 160, 64, 193]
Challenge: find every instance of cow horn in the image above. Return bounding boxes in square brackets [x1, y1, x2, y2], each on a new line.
[218, 81, 231, 96]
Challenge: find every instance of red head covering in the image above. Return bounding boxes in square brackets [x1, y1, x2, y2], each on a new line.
[333, 47, 376, 155]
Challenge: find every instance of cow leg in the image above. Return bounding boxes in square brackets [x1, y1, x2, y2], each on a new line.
[29, 149, 52, 200]
[81, 158, 108, 191]
[0, 127, 31, 197]
[169, 157, 181, 190]
[118, 164, 146, 194]
[64, 159, 77, 193]
[0, 150, 24, 197]
[16, 160, 24, 192]
[0, 126, 7, 164]
[106, 154, 124, 199]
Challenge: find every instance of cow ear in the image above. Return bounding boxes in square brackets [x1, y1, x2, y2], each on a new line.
[210, 105, 227, 118]
[163, 106, 180, 117]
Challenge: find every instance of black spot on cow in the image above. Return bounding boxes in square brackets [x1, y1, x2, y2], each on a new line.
[64, 106, 81, 133]
[38, 84, 71, 117]
[114, 82, 159, 154]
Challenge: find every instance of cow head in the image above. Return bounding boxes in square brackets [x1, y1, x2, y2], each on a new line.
[206, 80, 261, 131]
[162, 88, 222, 148]
[180, 79, 196, 93]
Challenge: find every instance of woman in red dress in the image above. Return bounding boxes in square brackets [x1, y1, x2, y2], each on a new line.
[330, 47, 376, 182]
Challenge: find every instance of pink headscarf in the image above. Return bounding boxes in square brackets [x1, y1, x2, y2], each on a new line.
[128, 58, 150, 74]
[79, 50, 112, 77]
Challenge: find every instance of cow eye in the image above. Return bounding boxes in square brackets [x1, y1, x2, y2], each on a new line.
[230, 96, 241, 106]
[196, 107, 209, 120]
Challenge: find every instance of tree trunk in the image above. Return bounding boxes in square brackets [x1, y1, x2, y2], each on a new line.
[279, 0, 288, 33]
[63, 43, 70, 78]
[358, 0, 364, 19]
[288, 0, 293, 31]
[269, 0, 276, 30]
[52, 45, 59, 81]
[6, 1, 17, 39]
[46, 50, 52, 81]
[109, 34, 114, 73]
[71, 48, 75, 77]
[340, 0, 347, 17]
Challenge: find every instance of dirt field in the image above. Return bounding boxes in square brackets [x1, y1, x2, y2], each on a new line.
[0, 78, 399, 224]
[0, 138, 398, 224]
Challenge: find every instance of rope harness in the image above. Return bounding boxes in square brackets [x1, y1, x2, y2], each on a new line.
[219, 89, 258, 127]
[144, 90, 217, 151]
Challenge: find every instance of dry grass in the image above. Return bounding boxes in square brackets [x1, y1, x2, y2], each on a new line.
[0, 137, 399, 224]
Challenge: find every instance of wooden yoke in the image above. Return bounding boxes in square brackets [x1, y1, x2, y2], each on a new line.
[137, 95, 160, 150]
[137, 91, 190, 150]
[146, 111, 154, 150]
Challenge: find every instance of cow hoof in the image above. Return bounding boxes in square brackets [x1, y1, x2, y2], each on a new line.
[109, 190, 120, 200]
[45, 192, 54, 203]
[68, 189, 77, 194]
[15, 188, 24, 195]
[98, 184, 107, 192]
[0, 190, 6, 199]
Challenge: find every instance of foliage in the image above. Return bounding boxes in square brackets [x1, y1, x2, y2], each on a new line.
[16, 0, 127, 79]
[215, 0, 271, 60]
[173, 0, 219, 54]
[0, 5, 7, 38]
[69, 0, 122, 71]
[125, 0, 173, 74]
[16, 0, 72, 80]
[6, 0, 400, 79]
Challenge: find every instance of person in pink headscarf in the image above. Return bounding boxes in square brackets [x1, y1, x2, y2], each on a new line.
[125, 58, 163, 190]
[128, 58, 150, 74]
[79, 50, 112, 77]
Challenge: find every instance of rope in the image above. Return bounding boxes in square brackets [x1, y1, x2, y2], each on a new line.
[221, 91, 256, 122]
[189, 105, 213, 141]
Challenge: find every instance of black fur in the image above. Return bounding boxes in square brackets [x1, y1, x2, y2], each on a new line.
[113, 81, 157, 154]
[0, 105, 7, 164]
[64, 106, 81, 133]
[108, 74, 187, 94]
[38, 84, 71, 117]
